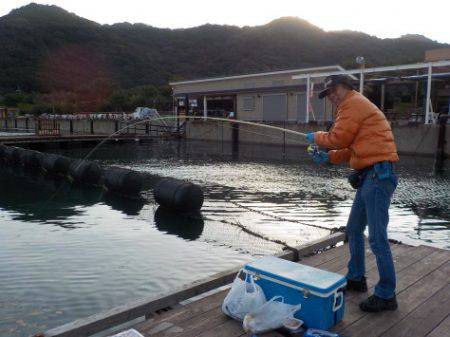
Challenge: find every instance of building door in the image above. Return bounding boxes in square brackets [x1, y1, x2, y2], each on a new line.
[262, 94, 287, 121]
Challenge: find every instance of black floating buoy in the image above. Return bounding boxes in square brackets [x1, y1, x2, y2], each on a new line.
[154, 177, 204, 213]
[4, 146, 22, 165]
[0, 144, 7, 159]
[69, 159, 102, 185]
[20, 149, 44, 168]
[42, 154, 72, 176]
[103, 167, 143, 197]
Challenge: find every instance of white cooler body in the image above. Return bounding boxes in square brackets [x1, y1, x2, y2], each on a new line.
[243, 256, 346, 330]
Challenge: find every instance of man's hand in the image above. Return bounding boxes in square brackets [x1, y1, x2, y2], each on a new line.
[307, 147, 330, 164]
[306, 132, 315, 143]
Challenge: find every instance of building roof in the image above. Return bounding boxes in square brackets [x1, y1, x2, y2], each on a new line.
[169, 65, 346, 86]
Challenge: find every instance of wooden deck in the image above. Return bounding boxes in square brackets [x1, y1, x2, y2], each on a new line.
[130, 242, 450, 337]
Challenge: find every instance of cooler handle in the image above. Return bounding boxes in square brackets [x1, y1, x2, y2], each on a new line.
[333, 291, 344, 312]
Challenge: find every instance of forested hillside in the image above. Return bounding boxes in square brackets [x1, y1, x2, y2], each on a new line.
[0, 3, 447, 113]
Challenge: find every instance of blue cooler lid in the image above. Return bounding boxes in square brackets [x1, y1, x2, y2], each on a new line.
[244, 256, 346, 295]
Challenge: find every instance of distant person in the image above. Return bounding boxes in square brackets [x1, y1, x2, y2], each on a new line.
[306, 75, 400, 313]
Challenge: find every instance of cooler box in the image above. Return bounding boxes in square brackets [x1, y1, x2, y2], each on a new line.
[243, 256, 346, 330]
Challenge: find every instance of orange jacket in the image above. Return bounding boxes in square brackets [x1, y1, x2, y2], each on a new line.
[314, 90, 399, 170]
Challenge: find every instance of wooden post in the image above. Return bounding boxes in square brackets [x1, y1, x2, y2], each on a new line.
[434, 114, 448, 173]
[203, 96, 207, 121]
[231, 95, 239, 156]
[221, 121, 224, 154]
[283, 120, 286, 158]
[380, 83, 386, 112]
[306, 76, 311, 123]
[175, 105, 179, 133]
[359, 65, 365, 94]
[414, 71, 419, 115]
[425, 64, 432, 124]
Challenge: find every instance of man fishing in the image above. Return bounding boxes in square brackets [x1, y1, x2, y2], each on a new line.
[306, 75, 399, 313]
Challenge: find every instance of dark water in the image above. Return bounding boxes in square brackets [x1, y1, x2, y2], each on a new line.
[0, 140, 449, 337]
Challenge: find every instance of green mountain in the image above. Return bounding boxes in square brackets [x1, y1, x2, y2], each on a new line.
[0, 3, 448, 112]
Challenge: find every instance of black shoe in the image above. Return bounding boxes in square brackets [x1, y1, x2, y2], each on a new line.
[346, 276, 367, 292]
[359, 294, 398, 312]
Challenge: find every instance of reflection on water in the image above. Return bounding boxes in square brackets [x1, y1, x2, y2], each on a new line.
[154, 207, 204, 240]
[0, 167, 145, 223]
[0, 139, 449, 337]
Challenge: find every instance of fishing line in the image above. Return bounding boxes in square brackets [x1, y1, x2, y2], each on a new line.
[35, 116, 309, 232]
[38, 115, 308, 210]
[215, 122, 306, 145]
[80, 115, 308, 164]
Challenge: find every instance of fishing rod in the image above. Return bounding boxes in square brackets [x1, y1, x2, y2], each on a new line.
[81, 115, 308, 163]
[35, 116, 308, 214]
[34, 115, 318, 245]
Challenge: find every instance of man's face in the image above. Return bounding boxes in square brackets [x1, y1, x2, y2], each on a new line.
[327, 84, 350, 106]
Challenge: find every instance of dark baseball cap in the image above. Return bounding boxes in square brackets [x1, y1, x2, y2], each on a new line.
[318, 75, 354, 99]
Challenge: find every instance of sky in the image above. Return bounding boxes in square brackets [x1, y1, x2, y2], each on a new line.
[1, 0, 450, 43]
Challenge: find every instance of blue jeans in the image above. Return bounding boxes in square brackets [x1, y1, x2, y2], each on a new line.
[346, 165, 398, 299]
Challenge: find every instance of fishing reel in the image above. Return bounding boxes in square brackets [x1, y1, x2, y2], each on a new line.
[307, 144, 319, 156]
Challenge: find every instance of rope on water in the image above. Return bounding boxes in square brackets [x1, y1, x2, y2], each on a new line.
[203, 215, 299, 256]
[219, 218, 301, 259]
[230, 201, 346, 234]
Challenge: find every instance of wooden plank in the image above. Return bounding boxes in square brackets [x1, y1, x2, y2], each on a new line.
[381, 283, 450, 337]
[426, 315, 450, 337]
[332, 248, 450, 333]
[149, 306, 228, 337]
[349, 246, 447, 304]
[326, 242, 409, 275]
[299, 243, 348, 267]
[135, 290, 227, 334]
[286, 232, 346, 261]
[339, 261, 450, 337]
[345, 244, 433, 301]
[195, 319, 243, 337]
[42, 233, 345, 337]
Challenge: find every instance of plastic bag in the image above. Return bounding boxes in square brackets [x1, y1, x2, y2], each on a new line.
[108, 329, 144, 337]
[221, 270, 266, 321]
[243, 296, 301, 334]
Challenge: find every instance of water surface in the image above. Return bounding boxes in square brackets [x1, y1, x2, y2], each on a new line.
[0, 140, 449, 337]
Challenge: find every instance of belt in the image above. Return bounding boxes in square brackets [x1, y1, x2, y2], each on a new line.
[358, 161, 393, 174]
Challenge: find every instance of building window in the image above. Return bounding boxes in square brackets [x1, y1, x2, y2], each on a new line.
[244, 82, 256, 88]
[243, 96, 255, 111]
[272, 80, 285, 86]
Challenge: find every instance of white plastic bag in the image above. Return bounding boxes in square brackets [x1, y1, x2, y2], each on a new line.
[243, 296, 301, 334]
[221, 270, 266, 321]
[108, 328, 144, 337]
